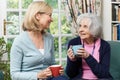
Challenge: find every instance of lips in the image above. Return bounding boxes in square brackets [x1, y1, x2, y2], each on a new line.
[80, 33, 86, 35]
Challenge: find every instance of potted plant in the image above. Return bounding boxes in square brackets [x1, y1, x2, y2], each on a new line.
[0, 37, 12, 80]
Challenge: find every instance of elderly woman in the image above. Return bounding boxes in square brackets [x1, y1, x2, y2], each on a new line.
[65, 13, 113, 80]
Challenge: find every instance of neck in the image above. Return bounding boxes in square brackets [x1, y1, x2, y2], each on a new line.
[28, 31, 44, 49]
[83, 38, 95, 44]
[28, 31, 43, 42]
[29, 31, 42, 38]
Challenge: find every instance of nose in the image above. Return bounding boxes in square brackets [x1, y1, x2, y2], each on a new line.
[50, 18, 53, 22]
[78, 27, 84, 33]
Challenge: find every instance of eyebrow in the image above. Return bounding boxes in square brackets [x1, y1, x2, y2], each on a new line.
[38, 12, 46, 14]
[38, 12, 52, 15]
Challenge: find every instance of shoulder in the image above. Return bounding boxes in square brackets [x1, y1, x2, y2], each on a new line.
[68, 36, 81, 45]
[100, 39, 110, 53]
[101, 39, 110, 47]
[67, 36, 82, 49]
[44, 32, 54, 42]
[13, 31, 28, 45]
[44, 32, 53, 39]
[14, 31, 27, 40]
[46, 32, 53, 37]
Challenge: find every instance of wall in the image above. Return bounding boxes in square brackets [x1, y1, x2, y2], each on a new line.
[102, 0, 112, 40]
[0, 0, 6, 37]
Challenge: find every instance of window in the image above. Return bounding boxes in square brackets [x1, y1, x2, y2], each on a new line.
[0, 0, 74, 67]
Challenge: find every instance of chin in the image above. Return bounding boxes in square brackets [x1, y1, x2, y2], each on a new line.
[44, 25, 49, 29]
[80, 36, 85, 39]
[80, 38, 85, 40]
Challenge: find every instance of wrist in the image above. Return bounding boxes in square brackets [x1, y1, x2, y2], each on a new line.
[84, 53, 89, 59]
[71, 58, 76, 61]
[37, 72, 44, 79]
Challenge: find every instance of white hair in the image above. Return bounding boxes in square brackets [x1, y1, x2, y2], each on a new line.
[76, 13, 103, 39]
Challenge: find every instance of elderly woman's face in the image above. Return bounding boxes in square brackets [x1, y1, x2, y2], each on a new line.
[78, 18, 92, 40]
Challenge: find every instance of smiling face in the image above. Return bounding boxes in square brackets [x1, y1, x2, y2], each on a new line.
[78, 18, 93, 40]
[41, 13, 53, 29]
[76, 13, 102, 43]
[22, 1, 53, 32]
[36, 12, 53, 30]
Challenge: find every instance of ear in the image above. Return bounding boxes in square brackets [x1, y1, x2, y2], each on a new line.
[35, 13, 41, 20]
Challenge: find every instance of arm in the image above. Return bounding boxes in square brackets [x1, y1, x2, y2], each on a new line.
[85, 41, 111, 78]
[51, 37, 56, 65]
[65, 56, 82, 78]
[65, 38, 82, 78]
[10, 38, 38, 80]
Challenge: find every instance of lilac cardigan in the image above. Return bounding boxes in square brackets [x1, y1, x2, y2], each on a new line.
[65, 37, 113, 79]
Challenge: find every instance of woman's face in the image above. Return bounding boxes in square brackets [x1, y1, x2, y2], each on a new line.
[37, 12, 53, 29]
[78, 18, 92, 40]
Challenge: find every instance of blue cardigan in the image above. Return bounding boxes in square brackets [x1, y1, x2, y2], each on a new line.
[65, 37, 113, 79]
[10, 31, 55, 80]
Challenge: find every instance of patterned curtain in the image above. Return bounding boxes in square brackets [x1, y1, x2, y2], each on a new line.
[62, 0, 101, 35]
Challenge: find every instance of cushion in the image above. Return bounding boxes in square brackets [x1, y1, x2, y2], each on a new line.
[107, 41, 120, 80]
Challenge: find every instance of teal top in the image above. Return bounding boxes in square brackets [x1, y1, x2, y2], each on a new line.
[10, 31, 55, 80]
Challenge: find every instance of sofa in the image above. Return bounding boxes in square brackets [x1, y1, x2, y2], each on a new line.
[108, 41, 120, 80]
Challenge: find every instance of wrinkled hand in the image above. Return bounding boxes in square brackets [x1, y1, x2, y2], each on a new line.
[67, 46, 76, 61]
[37, 67, 52, 79]
[67, 45, 89, 60]
[76, 48, 89, 59]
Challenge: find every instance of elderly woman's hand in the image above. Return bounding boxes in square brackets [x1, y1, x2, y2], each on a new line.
[77, 48, 90, 59]
[67, 46, 76, 61]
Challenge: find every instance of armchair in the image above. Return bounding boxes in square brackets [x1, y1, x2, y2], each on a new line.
[108, 41, 120, 80]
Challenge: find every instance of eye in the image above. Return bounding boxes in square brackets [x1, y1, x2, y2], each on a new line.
[49, 14, 52, 17]
[79, 24, 81, 27]
[84, 25, 88, 28]
[45, 13, 52, 18]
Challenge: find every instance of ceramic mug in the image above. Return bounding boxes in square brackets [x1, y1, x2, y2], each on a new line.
[72, 45, 83, 55]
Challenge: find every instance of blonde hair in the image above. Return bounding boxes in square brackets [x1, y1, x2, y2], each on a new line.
[22, 1, 52, 33]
